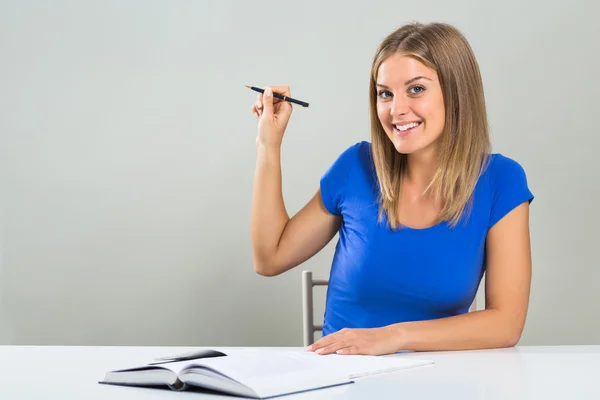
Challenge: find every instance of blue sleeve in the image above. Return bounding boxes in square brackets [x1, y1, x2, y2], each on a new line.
[489, 156, 534, 229]
[320, 143, 361, 216]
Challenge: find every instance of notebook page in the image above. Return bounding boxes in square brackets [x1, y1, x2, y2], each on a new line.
[183, 349, 432, 397]
[187, 350, 332, 380]
[184, 350, 350, 397]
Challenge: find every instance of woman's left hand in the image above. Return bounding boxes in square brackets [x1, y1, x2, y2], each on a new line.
[306, 327, 400, 356]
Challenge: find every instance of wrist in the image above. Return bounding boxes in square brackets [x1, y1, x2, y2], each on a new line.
[256, 136, 282, 151]
[256, 141, 281, 160]
[386, 322, 410, 352]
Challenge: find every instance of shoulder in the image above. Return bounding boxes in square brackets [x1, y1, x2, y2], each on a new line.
[337, 140, 372, 161]
[482, 153, 529, 185]
[485, 153, 527, 173]
[320, 141, 375, 215]
[479, 153, 534, 228]
[326, 141, 373, 173]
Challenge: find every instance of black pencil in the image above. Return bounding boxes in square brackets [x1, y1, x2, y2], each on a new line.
[245, 85, 310, 108]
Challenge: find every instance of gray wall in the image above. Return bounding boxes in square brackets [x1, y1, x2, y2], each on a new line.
[1, 0, 598, 346]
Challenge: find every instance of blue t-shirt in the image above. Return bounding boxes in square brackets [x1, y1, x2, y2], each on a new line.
[319, 141, 534, 336]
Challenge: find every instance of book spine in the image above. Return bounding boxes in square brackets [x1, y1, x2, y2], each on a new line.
[167, 379, 187, 391]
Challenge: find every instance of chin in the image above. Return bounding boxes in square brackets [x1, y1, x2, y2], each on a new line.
[387, 134, 420, 155]
[393, 144, 419, 155]
[386, 129, 439, 156]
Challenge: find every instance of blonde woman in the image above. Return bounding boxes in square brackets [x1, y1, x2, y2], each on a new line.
[250, 22, 533, 355]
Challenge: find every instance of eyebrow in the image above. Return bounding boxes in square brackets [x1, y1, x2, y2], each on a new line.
[376, 76, 432, 88]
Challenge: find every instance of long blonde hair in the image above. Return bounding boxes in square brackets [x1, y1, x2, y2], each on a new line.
[369, 22, 491, 229]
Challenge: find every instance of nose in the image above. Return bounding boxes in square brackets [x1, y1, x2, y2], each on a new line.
[390, 96, 409, 116]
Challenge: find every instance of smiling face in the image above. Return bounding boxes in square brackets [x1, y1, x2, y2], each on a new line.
[375, 53, 446, 156]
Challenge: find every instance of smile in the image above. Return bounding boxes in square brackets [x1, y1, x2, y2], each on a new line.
[393, 121, 422, 135]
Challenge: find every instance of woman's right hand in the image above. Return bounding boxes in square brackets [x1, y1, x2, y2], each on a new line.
[251, 86, 293, 147]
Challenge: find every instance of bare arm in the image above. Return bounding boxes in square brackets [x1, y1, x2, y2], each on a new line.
[250, 87, 341, 276]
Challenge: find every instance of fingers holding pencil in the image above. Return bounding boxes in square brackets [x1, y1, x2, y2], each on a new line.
[251, 86, 292, 119]
[262, 86, 293, 119]
[251, 86, 294, 147]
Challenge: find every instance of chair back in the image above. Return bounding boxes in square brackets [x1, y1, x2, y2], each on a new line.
[301, 271, 328, 347]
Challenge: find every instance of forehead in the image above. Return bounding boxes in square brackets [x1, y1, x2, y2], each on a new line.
[376, 53, 437, 85]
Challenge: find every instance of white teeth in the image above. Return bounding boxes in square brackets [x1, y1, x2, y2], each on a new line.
[395, 122, 420, 131]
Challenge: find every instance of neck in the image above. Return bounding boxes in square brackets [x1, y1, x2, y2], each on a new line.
[404, 147, 439, 189]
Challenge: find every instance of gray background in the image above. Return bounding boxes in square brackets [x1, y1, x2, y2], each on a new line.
[1, 0, 598, 346]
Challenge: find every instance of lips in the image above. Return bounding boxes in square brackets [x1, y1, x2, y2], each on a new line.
[393, 121, 422, 135]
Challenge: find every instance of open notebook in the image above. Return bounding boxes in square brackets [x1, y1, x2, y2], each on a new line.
[100, 348, 433, 398]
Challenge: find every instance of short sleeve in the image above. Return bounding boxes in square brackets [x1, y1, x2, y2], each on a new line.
[319, 142, 361, 216]
[489, 155, 534, 229]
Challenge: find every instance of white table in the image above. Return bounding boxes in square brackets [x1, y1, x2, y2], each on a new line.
[0, 345, 598, 399]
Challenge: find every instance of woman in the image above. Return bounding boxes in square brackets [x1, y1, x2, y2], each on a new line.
[250, 22, 533, 355]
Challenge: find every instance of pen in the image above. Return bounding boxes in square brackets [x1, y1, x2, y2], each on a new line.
[245, 85, 310, 108]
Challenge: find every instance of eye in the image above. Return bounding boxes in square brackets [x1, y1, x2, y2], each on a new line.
[378, 90, 392, 99]
[408, 85, 425, 95]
